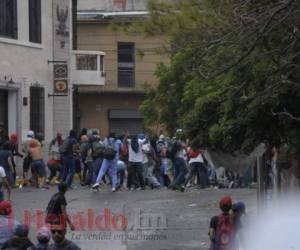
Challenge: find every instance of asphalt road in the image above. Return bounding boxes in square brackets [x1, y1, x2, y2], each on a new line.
[10, 185, 257, 250]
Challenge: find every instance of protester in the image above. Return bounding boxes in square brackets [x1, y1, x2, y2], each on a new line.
[208, 196, 234, 250]
[21, 130, 35, 188]
[8, 133, 23, 185]
[142, 141, 160, 189]
[49, 222, 81, 250]
[124, 133, 146, 190]
[231, 201, 246, 250]
[45, 182, 75, 230]
[92, 133, 122, 192]
[156, 134, 170, 186]
[35, 226, 51, 250]
[168, 132, 188, 191]
[60, 130, 78, 188]
[0, 142, 15, 187]
[29, 138, 47, 188]
[0, 166, 10, 201]
[1, 224, 34, 250]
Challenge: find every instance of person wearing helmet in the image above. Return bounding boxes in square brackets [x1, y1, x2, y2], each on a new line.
[208, 196, 234, 250]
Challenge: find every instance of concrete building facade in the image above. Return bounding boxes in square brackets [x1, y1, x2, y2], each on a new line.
[76, 0, 169, 137]
[0, 0, 73, 142]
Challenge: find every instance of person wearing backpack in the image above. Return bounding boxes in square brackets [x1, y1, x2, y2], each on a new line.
[60, 130, 78, 188]
[90, 135, 105, 185]
[208, 196, 234, 250]
[92, 133, 122, 192]
[168, 134, 188, 191]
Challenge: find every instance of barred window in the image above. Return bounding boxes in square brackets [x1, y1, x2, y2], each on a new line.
[0, 0, 18, 39]
[29, 0, 41, 43]
[118, 42, 135, 88]
[30, 87, 45, 139]
[76, 54, 97, 71]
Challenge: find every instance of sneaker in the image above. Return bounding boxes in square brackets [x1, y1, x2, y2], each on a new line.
[112, 187, 116, 192]
[180, 186, 185, 192]
[130, 187, 135, 191]
[92, 183, 100, 190]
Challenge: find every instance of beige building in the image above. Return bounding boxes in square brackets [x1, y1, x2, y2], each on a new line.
[75, 0, 169, 137]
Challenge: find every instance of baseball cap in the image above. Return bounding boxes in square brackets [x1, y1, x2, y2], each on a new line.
[219, 196, 232, 212]
[27, 130, 35, 138]
[37, 226, 51, 240]
[232, 201, 246, 214]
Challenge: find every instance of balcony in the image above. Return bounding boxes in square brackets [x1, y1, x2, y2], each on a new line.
[71, 50, 106, 85]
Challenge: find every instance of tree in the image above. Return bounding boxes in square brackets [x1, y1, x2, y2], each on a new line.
[139, 0, 300, 153]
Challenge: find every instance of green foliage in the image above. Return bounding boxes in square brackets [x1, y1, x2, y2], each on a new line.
[140, 0, 300, 153]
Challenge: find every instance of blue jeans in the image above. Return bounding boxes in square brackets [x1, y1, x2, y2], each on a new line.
[62, 156, 75, 187]
[95, 159, 118, 189]
[159, 159, 168, 186]
[92, 157, 103, 184]
[170, 157, 188, 188]
[31, 160, 46, 177]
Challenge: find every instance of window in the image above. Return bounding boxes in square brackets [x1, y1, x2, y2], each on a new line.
[29, 0, 41, 43]
[30, 87, 44, 139]
[118, 42, 135, 87]
[76, 55, 97, 70]
[0, 0, 18, 39]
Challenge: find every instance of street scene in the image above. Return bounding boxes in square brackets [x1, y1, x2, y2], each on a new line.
[0, 0, 299, 249]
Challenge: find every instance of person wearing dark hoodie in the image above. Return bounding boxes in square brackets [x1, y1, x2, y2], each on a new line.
[1, 224, 34, 250]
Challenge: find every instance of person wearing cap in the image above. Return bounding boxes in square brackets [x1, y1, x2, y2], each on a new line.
[231, 202, 246, 250]
[208, 196, 234, 250]
[35, 226, 51, 250]
[1, 224, 34, 249]
[45, 182, 75, 231]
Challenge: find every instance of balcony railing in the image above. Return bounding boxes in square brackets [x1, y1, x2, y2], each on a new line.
[71, 50, 106, 85]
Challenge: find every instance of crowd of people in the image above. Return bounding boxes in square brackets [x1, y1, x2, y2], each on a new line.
[0, 123, 214, 193]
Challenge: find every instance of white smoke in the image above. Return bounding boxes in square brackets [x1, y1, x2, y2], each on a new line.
[244, 195, 299, 250]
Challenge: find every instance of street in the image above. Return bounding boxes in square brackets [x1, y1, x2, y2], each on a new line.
[11, 185, 257, 250]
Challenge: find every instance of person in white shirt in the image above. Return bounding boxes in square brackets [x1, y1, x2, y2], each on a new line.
[0, 166, 10, 201]
[124, 133, 146, 190]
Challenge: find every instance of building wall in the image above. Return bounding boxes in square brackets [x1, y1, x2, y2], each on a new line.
[0, 0, 54, 141]
[78, 0, 148, 11]
[77, 23, 169, 92]
[0, 0, 73, 141]
[78, 93, 143, 137]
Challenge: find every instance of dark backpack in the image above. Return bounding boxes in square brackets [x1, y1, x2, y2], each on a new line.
[92, 141, 105, 158]
[104, 142, 117, 160]
[170, 140, 182, 159]
[215, 214, 234, 250]
[59, 138, 70, 155]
